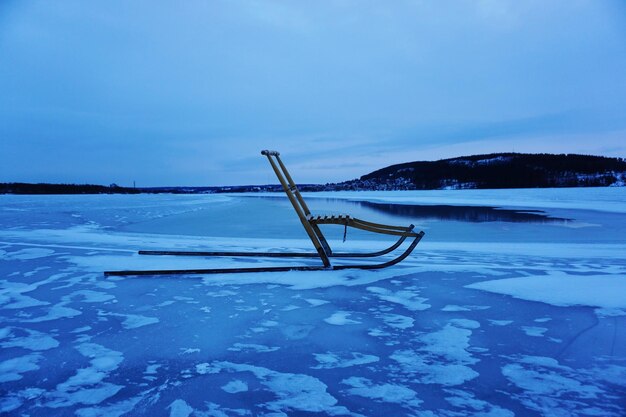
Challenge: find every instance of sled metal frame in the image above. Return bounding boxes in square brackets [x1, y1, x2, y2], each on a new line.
[104, 150, 424, 276]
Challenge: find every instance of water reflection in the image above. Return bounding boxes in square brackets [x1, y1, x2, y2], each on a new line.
[255, 196, 570, 224]
[352, 201, 571, 223]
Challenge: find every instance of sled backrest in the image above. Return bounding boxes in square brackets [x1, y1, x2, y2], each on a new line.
[261, 150, 330, 266]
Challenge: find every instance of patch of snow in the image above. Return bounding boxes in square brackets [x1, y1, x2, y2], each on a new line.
[44, 342, 124, 408]
[227, 343, 280, 353]
[64, 290, 115, 303]
[222, 379, 249, 394]
[367, 286, 430, 311]
[501, 355, 618, 416]
[380, 313, 414, 329]
[444, 389, 514, 416]
[196, 363, 221, 375]
[144, 364, 161, 375]
[390, 320, 480, 386]
[312, 352, 379, 369]
[71, 326, 92, 333]
[0, 327, 59, 351]
[210, 361, 353, 415]
[449, 319, 480, 329]
[0, 353, 41, 382]
[324, 311, 360, 325]
[99, 311, 159, 329]
[1, 248, 55, 260]
[521, 326, 548, 337]
[76, 394, 145, 417]
[367, 328, 391, 338]
[488, 320, 513, 326]
[25, 302, 82, 323]
[304, 298, 329, 307]
[342, 376, 422, 408]
[534, 317, 552, 323]
[0, 395, 22, 413]
[168, 399, 194, 417]
[442, 304, 490, 312]
[467, 271, 626, 314]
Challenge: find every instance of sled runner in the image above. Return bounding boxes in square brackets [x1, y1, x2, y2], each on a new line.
[104, 150, 424, 276]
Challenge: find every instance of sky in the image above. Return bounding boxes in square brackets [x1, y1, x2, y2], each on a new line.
[1, 1, 626, 186]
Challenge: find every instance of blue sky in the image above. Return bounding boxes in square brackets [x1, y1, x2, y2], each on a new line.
[1, 1, 626, 186]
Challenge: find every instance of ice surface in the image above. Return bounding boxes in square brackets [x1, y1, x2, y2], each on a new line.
[0, 190, 624, 416]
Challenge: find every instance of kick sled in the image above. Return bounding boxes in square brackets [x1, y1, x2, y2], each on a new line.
[104, 150, 424, 276]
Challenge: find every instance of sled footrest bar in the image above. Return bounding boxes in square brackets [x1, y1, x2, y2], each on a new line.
[138, 250, 319, 258]
[104, 265, 329, 276]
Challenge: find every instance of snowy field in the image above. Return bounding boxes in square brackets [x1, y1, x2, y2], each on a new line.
[1, 188, 625, 416]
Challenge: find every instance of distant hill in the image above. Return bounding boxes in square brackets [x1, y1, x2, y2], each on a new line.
[336, 153, 626, 190]
[3, 153, 625, 194]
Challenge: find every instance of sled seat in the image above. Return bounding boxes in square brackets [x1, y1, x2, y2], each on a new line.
[308, 214, 416, 236]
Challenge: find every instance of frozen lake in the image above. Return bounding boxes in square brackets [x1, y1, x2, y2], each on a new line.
[1, 188, 625, 416]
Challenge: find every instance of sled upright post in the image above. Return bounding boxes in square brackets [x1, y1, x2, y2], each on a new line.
[261, 150, 331, 267]
[104, 150, 425, 276]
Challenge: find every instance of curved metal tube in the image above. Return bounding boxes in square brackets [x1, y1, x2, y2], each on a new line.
[333, 231, 424, 270]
